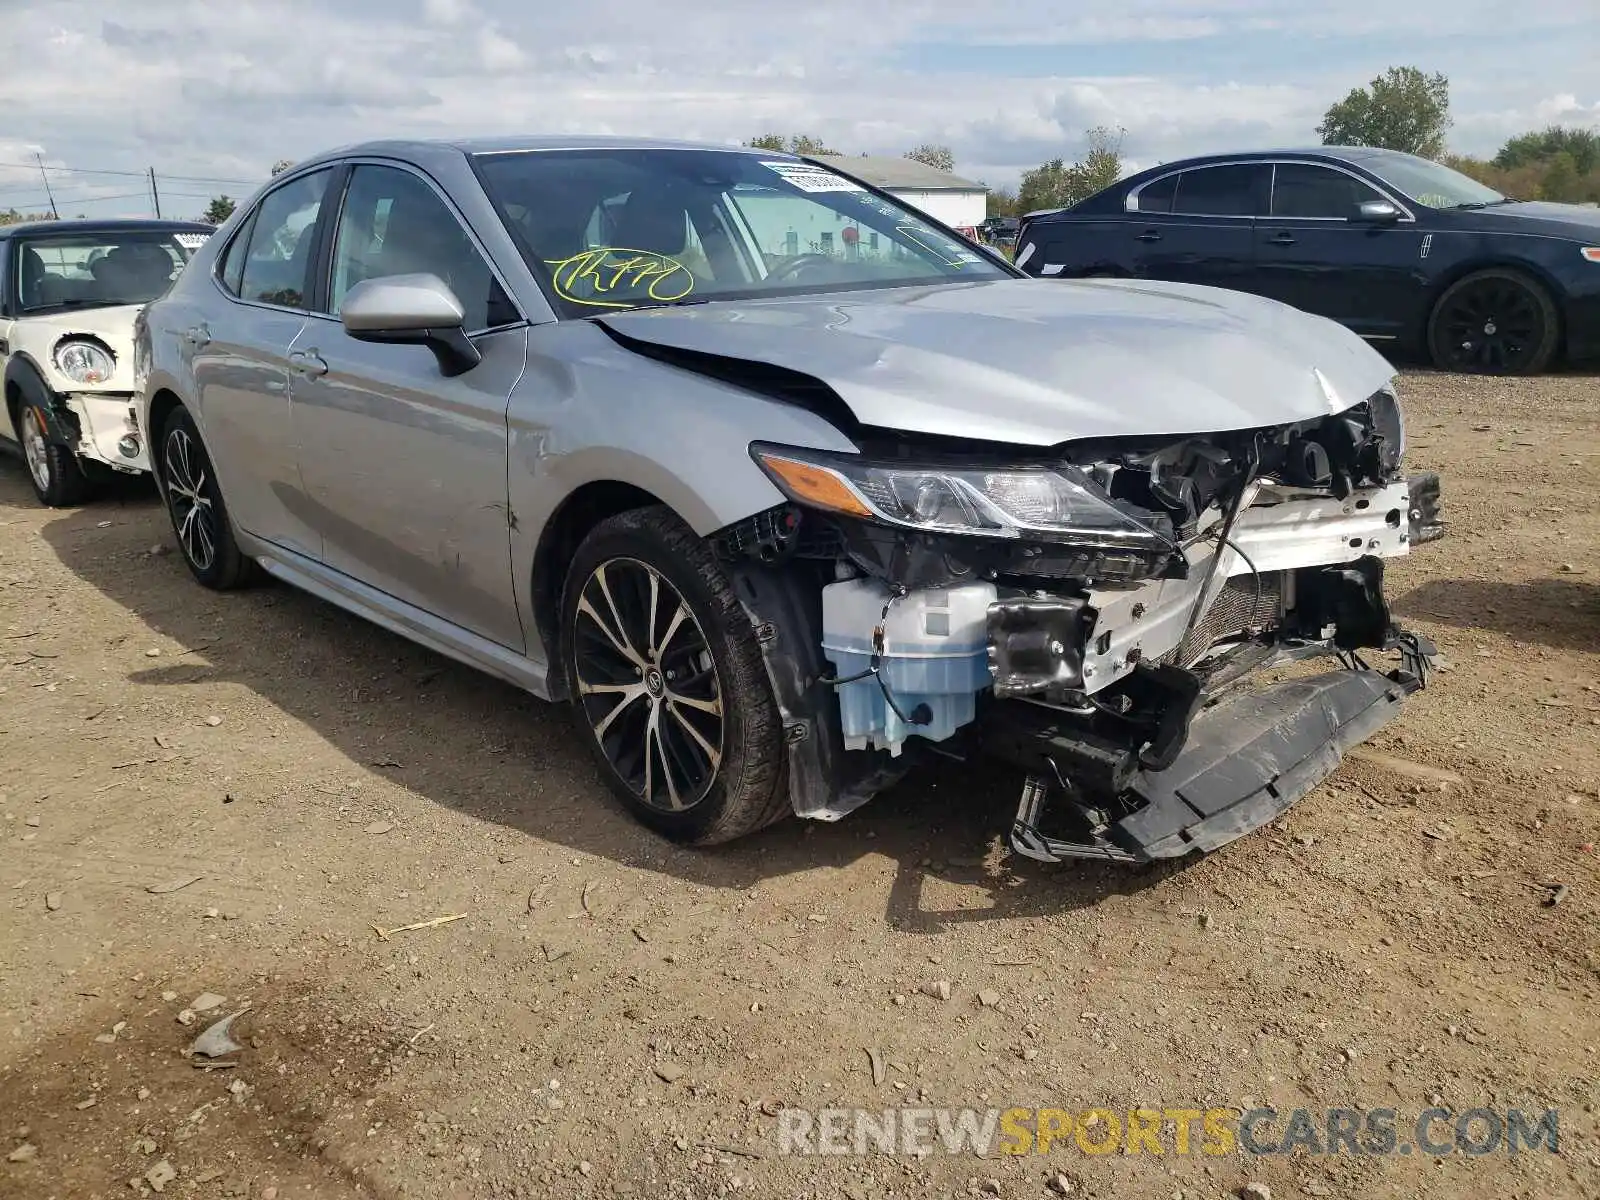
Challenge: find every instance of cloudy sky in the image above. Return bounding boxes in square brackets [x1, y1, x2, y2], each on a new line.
[1, 0, 1596, 219]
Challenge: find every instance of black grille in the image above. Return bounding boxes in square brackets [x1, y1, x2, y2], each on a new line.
[1175, 571, 1283, 664]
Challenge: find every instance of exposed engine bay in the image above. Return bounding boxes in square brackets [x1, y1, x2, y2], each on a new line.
[718, 389, 1444, 863]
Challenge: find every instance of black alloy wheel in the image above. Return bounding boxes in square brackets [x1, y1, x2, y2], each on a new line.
[571, 556, 725, 813]
[560, 506, 788, 845]
[1427, 269, 1559, 375]
[158, 407, 256, 590]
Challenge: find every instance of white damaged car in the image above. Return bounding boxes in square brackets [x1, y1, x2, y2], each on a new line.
[1, 218, 212, 505]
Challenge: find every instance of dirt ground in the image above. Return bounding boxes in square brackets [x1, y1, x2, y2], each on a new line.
[2, 368, 1597, 1200]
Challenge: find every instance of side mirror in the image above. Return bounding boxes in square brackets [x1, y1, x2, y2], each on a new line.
[339, 273, 481, 376]
[1357, 200, 1401, 223]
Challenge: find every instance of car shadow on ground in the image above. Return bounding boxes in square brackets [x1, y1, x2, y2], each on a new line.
[14, 462, 1178, 932]
[1395, 576, 1599, 654]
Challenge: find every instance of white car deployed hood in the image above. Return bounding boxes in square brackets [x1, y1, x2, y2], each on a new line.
[598, 277, 1397, 445]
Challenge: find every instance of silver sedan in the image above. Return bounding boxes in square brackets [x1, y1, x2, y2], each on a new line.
[135, 136, 1441, 860]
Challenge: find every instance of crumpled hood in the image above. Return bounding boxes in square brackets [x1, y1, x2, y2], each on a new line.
[597, 278, 1396, 446]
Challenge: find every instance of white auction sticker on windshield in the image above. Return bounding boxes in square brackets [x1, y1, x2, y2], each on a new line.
[761, 162, 865, 193]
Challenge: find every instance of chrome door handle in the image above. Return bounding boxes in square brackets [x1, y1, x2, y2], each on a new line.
[1267, 233, 1296, 246]
[1135, 230, 1162, 243]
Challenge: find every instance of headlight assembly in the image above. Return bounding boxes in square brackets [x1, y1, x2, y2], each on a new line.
[751, 443, 1174, 546]
[53, 338, 115, 385]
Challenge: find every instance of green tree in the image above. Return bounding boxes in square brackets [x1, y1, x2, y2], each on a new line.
[270, 158, 294, 176]
[1016, 126, 1125, 213]
[904, 144, 955, 172]
[985, 186, 1020, 218]
[1536, 151, 1582, 202]
[787, 134, 837, 156]
[743, 133, 840, 156]
[1317, 66, 1451, 158]
[0, 208, 53, 226]
[1075, 125, 1125, 196]
[1494, 126, 1600, 175]
[202, 195, 236, 225]
[1017, 158, 1072, 213]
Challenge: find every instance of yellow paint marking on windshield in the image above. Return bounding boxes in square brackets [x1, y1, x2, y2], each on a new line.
[893, 225, 969, 268]
[545, 248, 695, 308]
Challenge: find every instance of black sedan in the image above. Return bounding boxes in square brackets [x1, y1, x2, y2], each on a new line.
[1014, 146, 1600, 374]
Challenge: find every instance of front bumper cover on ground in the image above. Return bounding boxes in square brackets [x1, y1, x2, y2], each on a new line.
[998, 651, 1432, 863]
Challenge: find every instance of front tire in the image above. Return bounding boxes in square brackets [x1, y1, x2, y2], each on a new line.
[158, 407, 255, 590]
[560, 506, 788, 845]
[12, 404, 92, 507]
[1426, 268, 1559, 375]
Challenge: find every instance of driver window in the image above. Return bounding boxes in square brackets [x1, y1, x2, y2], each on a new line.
[328, 164, 516, 331]
[1271, 163, 1384, 219]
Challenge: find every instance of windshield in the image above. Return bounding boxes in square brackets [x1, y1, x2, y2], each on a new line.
[474, 148, 1007, 316]
[14, 229, 207, 314]
[1360, 152, 1506, 209]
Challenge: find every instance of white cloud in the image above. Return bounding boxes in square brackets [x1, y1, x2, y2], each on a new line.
[477, 28, 526, 73]
[423, 0, 475, 23]
[0, 0, 1594, 219]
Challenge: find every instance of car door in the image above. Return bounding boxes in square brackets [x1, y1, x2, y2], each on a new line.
[1124, 163, 1266, 292]
[191, 168, 336, 557]
[288, 161, 527, 650]
[1253, 162, 1425, 338]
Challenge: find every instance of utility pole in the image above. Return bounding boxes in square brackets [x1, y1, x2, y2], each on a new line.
[35, 153, 59, 219]
[148, 167, 162, 218]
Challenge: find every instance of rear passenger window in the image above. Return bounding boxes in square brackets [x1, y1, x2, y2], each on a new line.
[1173, 165, 1260, 217]
[1133, 175, 1176, 213]
[234, 170, 333, 309]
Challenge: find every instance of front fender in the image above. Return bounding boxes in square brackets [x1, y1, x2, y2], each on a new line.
[4, 355, 73, 444]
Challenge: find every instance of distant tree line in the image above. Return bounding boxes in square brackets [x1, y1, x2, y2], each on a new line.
[1448, 128, 1600, 205]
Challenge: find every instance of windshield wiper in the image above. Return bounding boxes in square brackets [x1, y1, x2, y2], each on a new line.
[1447, 198, 1516, 210]
[605, 297, 713, 314]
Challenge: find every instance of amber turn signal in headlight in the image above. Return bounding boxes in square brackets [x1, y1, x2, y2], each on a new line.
[753, 452, 875, 519]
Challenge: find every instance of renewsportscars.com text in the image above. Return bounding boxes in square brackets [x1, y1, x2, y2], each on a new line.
[775, 1106, 1560, 1158]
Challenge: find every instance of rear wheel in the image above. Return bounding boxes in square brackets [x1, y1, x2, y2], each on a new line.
[560, 506, 788, 845]
[12, 404, 92, 507]
[158, 407, 256, 590]
[1426, 269, 1559, 375]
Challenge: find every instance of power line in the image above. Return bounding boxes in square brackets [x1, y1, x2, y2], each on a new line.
[0, 190, 220, 213]
[0, 159, 262, 187]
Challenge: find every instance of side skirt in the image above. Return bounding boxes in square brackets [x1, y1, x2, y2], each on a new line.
[239, 532, 553, 701]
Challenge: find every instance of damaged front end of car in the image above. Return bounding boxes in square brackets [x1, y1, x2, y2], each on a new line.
[717, 385, 1445, 864]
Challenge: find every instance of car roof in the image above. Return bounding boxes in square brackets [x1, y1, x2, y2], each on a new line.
[1124, 145, 1417, 181]
[289, 134, 786, 172]
[0, 217, 215, 241]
